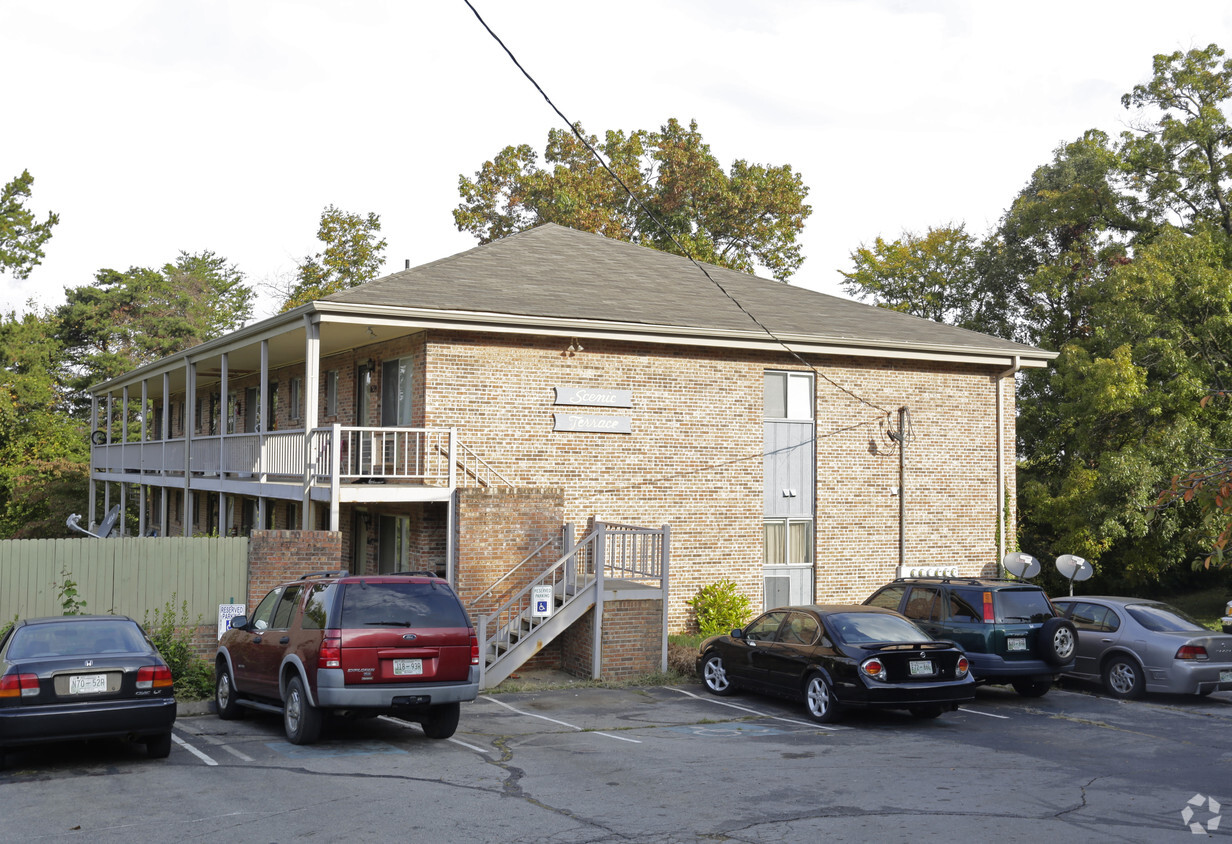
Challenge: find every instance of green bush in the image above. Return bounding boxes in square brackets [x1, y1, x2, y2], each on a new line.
[143, 597, 214, 700]
[687, 579, 753, 637]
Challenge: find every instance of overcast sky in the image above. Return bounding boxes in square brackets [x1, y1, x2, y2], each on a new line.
[3, 1, 1229, 320]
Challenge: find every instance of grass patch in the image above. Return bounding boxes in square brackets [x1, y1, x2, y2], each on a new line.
[1156, 585, 1230, 631]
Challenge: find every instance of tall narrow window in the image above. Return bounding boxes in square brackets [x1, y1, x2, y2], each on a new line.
[289, 377, 302, 422]
[325, 370, 339, 417]
[381, 357, 414, 425]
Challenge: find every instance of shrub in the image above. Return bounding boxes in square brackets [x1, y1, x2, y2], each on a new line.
[143, 597, 214, 700]
[687, 579, 753, 637]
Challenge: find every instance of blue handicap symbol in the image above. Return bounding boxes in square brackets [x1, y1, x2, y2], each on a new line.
[536, 600, 548, 612]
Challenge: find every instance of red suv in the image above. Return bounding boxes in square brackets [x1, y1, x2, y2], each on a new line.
[215, 570, 479, 744]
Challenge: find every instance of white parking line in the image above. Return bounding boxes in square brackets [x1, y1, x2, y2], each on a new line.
[180, 728, 255, 761]
[172, 732, 218, 766]
[481, 696, 642, 743]
[667, 686, 842, 731]
[957, 707, 1009, 719]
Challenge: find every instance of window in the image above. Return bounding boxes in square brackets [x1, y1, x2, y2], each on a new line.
[227, 392, 238, 434]
[903, 586, 942, 622]
[325, 370, 339, 417]
[764, 371, 813, 420]
[763, 519, 812, 565]
[270, 585, 302, 630]
[745, 611, 786, 642]
[381, 357, 414, 426]
[289, 377, 302, 422]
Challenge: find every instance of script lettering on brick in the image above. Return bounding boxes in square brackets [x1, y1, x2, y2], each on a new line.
[554, 386, 632, 408]
[553, 413, 632, 434]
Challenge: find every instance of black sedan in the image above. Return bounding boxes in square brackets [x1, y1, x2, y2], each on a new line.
[0, 615, 177, 767]
[697, 605, 975, 723]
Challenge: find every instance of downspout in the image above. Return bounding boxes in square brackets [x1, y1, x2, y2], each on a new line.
[996, 355, 1022, 575]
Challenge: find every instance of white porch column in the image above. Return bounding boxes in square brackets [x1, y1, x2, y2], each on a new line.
[183, 361, 195, 536]
[301, 315, 321, 529]
[219, 352, 229, 479]
[259, 340, 269, 483]
[89, 396, 98, 531]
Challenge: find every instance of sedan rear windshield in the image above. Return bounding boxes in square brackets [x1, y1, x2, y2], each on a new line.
[993, 589, 1054, 623]
[7, 620, 147, 659]
[339, 582, 470, 629]
[1126, 603, 1206, 633]
[828, 612, 930, 645]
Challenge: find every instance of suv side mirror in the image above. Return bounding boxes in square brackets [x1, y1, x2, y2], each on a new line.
[229, 615, 248, 631]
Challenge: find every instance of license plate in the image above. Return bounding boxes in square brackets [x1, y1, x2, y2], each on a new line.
[909, 660, 935, 677]
[1007, 637, 1027, 652]
[69, 674, 107, 695]
[393, 659, 423, 676]
[1221, 669, 1232, 682]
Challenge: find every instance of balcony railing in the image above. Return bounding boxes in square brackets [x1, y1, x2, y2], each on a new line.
[91, 425, 511, 489]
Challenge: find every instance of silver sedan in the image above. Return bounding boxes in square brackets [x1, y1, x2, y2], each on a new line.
[1052, 596, 1232, 699]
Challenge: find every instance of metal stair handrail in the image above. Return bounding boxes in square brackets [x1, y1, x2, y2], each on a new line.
[467, 528, 564, 609]
[436, 440, 513, 488]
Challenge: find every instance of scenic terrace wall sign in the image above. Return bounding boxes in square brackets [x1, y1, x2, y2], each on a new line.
[553, 386, 632, 434]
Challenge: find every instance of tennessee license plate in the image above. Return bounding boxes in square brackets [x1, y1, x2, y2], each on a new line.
[69, 674, 107, 694]
[1007, 637, 1027, 652]
[393, 659, 423, 676]
[909, 660, 935, 677]
[1220, 669, 1232, 682]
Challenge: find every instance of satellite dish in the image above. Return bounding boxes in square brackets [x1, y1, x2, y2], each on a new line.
[97, 505, 121, 539]
[1055, 554, 1093, 582]
[1002, 552, 1040, 579]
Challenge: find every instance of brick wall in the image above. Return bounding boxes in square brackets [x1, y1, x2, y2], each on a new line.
[454, 488, 566, 617]
[558, 599, 664, 681]
[422, 332, 1016, 629]
[245, 530, 343, 608]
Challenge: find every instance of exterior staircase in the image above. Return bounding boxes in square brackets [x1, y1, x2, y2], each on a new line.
[475, 521, 669, 689]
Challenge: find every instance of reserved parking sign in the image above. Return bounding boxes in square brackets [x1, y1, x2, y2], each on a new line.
[531, 585, 553, 618]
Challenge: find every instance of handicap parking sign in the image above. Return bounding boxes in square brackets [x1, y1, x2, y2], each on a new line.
[531, 585, 553, 618]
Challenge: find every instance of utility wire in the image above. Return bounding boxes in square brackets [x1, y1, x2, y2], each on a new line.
[462, 0, 893, 418]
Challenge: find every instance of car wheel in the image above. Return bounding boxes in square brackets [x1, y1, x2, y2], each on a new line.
[803, 673, 842, 724]
[1103, 655, 1145, 700]
[146, 731, 172, 759]
[1039, 617, 1077, 666]
[420, 702, 461, 739]
[909, 705, 943, 719]
[701, 652, 733, 696]
[1010, 677, 1053, 697]
[284, 676, 322, 745]
[215, 665, 244, 720]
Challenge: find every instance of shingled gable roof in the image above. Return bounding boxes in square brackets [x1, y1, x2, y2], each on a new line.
[320, 223, 1053, 365]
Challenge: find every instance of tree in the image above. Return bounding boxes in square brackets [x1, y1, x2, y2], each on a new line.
[0, 308, 87, 537]
[0, 170, 59, 280]
[1118, 44, 1232, 238]
[56, 251, 255, 404]
[280, 205, 387, 311]
[455, 118, 812, 281]
[840, 224, 1008, 334]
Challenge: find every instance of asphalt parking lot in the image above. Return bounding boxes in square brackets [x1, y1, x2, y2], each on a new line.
[3, 680, 1230, 842]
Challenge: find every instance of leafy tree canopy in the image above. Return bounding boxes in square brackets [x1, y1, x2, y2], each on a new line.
[454, 118, 812, 280]
[56, 251, 254, 403]
[280, 205, 387, 311]
[0, 170, 59, 280]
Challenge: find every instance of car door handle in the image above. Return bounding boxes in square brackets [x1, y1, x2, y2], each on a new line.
[1101, 638, 1114, 643]
[251, 636, 262, 643]
[279, 636, 290, 644]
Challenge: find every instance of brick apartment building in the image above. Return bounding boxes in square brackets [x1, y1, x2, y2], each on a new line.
[86, 224, 1053, 677]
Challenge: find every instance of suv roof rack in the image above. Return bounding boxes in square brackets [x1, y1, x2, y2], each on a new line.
[298, 570, 351, 580]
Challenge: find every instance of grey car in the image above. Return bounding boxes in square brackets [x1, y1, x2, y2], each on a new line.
[1052, 596, 1232, 699]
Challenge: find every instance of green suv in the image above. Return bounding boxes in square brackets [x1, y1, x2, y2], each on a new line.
[864, 577, 1077, 697]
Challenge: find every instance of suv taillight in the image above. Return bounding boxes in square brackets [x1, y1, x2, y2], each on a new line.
[0, 673, 39, 698]
[137, 665, 173, 689]
[982, 591, 995, 623]
[470, 634, 479, 666]
[319, 629, 342, 669]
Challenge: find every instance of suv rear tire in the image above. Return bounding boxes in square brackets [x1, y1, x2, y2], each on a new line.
[284, 676, 322, 745]
[1038, 617, 1077, 666]
[420, 702, 461, 739]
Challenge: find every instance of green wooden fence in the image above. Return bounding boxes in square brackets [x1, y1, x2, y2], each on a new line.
[0, 538, 248, 625]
